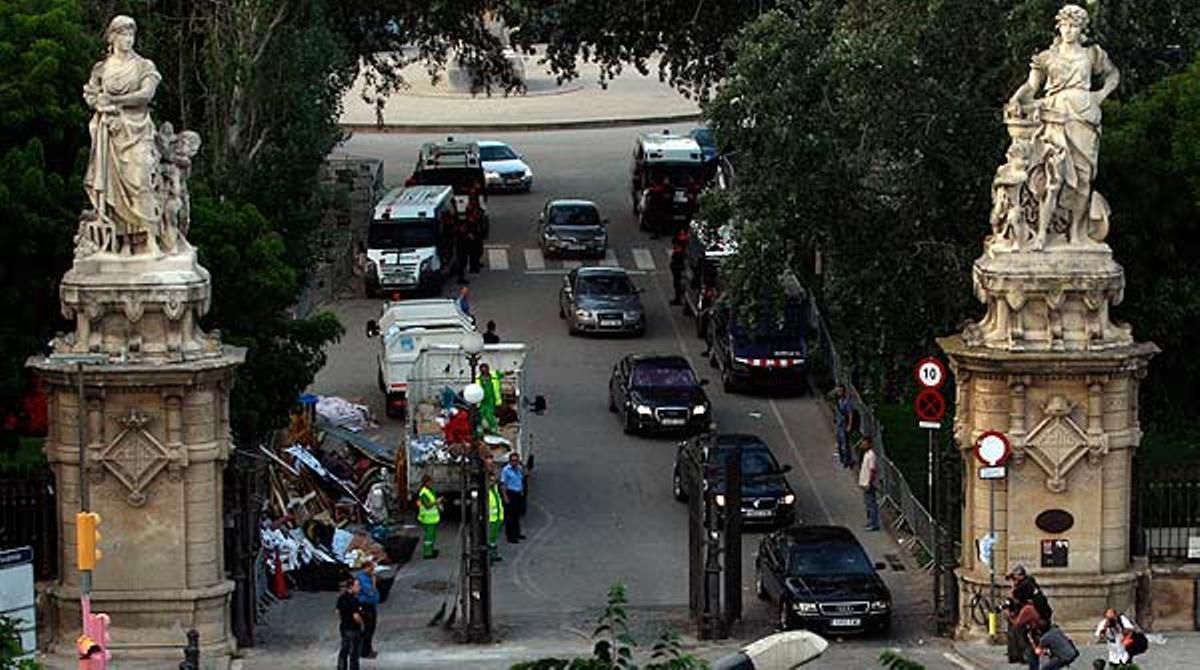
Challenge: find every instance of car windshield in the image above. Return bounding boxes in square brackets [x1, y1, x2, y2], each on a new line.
[630, 364, 696, 388]
[692, 128, 715, 147]
[787, 541, 875, 576]
[709, 448, 777, 477]
[368, 220, 439, 249]
[549, 205, 600, 227]
[480, 145, 519, 161]
[578, 275, 635, 295]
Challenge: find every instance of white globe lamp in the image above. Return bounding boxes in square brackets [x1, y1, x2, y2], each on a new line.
[463, 382, 485, 406]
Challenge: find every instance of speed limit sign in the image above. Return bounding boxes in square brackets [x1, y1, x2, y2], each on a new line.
[914, 357, 947, 390]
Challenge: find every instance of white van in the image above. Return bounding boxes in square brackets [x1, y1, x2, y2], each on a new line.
[366, 299, 476, 417]
[366, 185, 457, 296]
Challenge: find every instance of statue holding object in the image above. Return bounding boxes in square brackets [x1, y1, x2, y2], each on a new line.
[79, 15, 200, 259]
[989, 4, 1118, 254]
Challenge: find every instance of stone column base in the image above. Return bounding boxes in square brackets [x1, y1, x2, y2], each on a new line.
[957, 569, 1136, 638]
[41, 580, 235, 664]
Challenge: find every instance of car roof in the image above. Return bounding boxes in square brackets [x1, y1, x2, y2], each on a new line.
[373, 186, 454, 220]
[776, 525, 861, 544]
[627, 353, 691, 368]
[547, 199, 597, 209]
[476, 140, 507, 148]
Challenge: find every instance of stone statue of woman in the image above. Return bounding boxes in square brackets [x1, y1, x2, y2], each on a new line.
[83, 15, 163, 256]
[1005, 4, 1119, 249]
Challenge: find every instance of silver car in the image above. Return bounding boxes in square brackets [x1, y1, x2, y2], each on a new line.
[558, 267, 645, 336]
[479, 140, 533, 192]
[539, 199, 608, 258]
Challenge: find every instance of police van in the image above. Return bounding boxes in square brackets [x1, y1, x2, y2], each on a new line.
[629, 131, 707, 231]
[366, 185, 457, 297]
[410, 137, 490, 238]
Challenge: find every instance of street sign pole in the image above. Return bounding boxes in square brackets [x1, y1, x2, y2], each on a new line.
[988, 477, 997, 638]
[973, 430, 1011, 641]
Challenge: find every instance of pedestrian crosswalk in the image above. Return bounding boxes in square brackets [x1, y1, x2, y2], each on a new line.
[483, 245, 673, 274]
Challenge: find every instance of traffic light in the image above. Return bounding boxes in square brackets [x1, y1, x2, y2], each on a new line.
[76, 511, 102, 571]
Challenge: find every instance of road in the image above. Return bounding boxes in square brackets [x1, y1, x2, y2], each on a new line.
[252, 125, 966, 669]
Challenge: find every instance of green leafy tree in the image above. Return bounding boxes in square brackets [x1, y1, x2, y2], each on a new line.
[0, 614, 41, 669]
[189, 196, 343, 445]
[1101, 55, 1200, 432]
[0, 0, 97, 442]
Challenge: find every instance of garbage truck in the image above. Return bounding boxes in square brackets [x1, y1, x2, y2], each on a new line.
[366, 299, 476, 418]
[402, 343, 537, 505]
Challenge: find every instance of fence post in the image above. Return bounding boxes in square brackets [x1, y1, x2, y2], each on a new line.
[179, 629, 199, 670]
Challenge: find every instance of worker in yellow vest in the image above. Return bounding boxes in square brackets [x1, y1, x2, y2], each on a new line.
[476, 363, 503, 434]
[487, 472, 505, 563]
[417, 474, 443, 559]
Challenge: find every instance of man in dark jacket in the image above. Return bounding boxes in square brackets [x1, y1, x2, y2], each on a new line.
[336, 577, 363, 670]
[1034, 622, 1079, 669]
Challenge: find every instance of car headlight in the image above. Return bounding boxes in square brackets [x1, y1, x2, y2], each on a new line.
[635, 404, 653, 416]
[691, 404, 707, 415]
[714, 494, 726, 507]
[794, 602, 818, 614]
[624, 310, 641, 320]
[544, 231, 558, 241]
[780, 493, 795, 505]
[575, 309, 593, 320]
[870, 600, 890, 612]
[523, 167, 532, 177]
[485, 170, 499, 180]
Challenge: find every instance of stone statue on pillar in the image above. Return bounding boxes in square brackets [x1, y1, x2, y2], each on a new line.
[940, 4, 1158, 638]
[28, 14, 243, 666]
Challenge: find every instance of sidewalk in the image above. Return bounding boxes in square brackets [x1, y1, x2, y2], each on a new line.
[953, 632, 1200, 669]
[340, 48, 701, 132]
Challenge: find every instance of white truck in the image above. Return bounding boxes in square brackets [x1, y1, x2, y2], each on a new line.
[403, 343, 536, 504]
[365, 185, 457, 297]
[366, 299, 475, 418]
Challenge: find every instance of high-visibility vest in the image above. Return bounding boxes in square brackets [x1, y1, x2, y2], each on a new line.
[476, 371, 502, 405]
[418, 486, 440, 525]
[488, 485, 504, 523]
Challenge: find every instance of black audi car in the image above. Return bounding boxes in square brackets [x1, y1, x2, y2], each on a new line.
[672, 434, 796, 527]
[608, 354, 710, 436]
[755, 525, 891, 635]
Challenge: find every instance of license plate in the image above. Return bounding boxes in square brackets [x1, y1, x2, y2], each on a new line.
[599, 319, 621, 327]
[674, 191, 688, 203]
[661, 418, 686, 426]
[744, 509, 772, 518]
[830, 618, 861, 627]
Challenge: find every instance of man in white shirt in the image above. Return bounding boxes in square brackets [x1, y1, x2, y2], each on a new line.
[858, 436, 880, 531]
[1094, 608, 1138, 667]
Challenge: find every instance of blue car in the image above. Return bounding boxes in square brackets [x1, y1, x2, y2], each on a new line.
[688, 127, 719, 164]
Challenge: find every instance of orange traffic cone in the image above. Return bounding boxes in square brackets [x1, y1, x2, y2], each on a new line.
[272, 550, 290, 599]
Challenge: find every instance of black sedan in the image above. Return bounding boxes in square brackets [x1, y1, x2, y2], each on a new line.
[608, 354, 710, 435]
[755, 526, 892, 635]
[672, 434, 796, 527]
[559, 267, 645, 336]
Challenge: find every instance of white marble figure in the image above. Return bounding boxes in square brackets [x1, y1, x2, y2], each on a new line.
[155, 122, 202, 254]
[83, 15, 163, 256]
[995, 5, 1119, 252]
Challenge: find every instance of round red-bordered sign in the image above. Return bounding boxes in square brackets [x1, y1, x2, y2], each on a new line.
[914, 357, 947, 390]
[974, 431, 1011, 467]
[914, 388, 946, 422]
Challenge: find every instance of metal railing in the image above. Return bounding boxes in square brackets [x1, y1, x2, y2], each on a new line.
[808, 299, 947, 563]
[1137, 463, 1200, 562]
[0, 468, 57, 579]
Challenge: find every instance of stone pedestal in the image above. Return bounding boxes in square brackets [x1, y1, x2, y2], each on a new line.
[940, 246, 1157, 637]
[28, 249, 243, 663]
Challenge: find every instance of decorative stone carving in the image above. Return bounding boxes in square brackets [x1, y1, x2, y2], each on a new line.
[95, 408, 185, 506]
[1021, 396, 1100, 492]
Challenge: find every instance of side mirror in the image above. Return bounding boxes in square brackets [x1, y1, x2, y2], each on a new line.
[602, 218, 611, 224]
[780, 464, 793, 473]
[365, 320, 380, 338]
[699, 378, 710, 386]
[531, 395, 547, 414]
[538, 212, 545, 222]
[874, 561, 887, 571]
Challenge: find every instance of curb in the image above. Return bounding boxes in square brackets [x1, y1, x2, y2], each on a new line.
[341, 111, 702, 135]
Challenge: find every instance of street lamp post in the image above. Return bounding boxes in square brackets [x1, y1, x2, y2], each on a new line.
[458, 331, 490, 642]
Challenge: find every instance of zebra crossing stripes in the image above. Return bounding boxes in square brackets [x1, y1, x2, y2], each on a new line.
[631, 248, 657, 271]
[523, 248, 546, 271]
[487, 247, 509, 271]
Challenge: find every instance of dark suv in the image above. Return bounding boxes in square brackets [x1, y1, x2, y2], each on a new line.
[672, 434, 796, 527]
[755, 525, 892, 635]
[608, 354, 710, 436]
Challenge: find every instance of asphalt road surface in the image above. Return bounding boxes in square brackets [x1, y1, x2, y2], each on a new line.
[253, 126, 966, 669]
